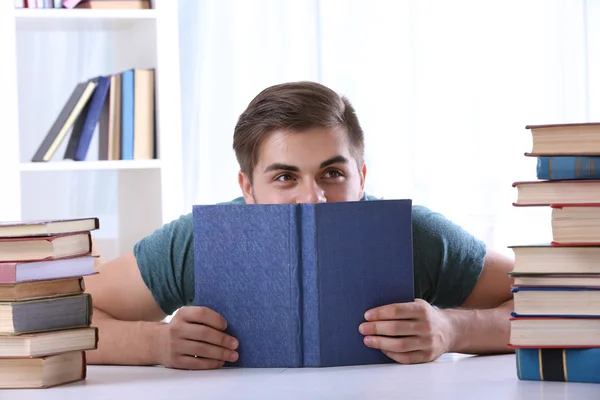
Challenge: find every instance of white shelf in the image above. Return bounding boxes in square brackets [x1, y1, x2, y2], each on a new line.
[19, 159, 162, 172]
[14, 9, 157, 31]
[1, 0, 184, 260]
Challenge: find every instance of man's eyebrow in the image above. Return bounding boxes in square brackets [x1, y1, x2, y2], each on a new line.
[320, 155, 348, 168]
[263, 163, 299, 173]
[262, 155, 349, 173]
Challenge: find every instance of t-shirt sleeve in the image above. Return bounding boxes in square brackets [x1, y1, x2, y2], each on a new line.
[411, 206, 487, 309]
[133, 213, 195, 315]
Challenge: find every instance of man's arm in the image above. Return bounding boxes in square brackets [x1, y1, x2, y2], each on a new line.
[83, 253, 166, 365]
[84, 252, 239, 369]
[443, 248, 514, 354]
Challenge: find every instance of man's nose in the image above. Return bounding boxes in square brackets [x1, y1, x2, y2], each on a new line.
[296, 181, 327, 204]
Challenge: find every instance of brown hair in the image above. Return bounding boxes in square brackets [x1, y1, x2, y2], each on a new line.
[233, 81, 365, 181]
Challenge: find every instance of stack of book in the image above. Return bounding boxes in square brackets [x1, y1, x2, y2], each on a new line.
[0, 218, 99, 389]
[510, 122, 600, 384]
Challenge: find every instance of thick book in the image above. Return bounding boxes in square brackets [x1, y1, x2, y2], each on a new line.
[0, 217, 98, 238]
[0, 255, 95, 284]
[193, 199, 414, 368]
[512, 180, 600, 206]
[509, 244, 600, 274]
[516, 347, 600, 383]
[0, 351, 87, 389]
[524, 122, 600, 156]
[0, 293, 92, 335]
[0, 232, 92, 263]
[537, 156, 600, 180]
[0, 276, 85, 302]
[551, 204, 600, 245]
[510, 317, 600, 347]
[512, 287, 600, 317]
[0, 327, 98, 358]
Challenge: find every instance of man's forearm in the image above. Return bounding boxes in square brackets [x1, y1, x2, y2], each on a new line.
[442, 299, 514, 355]
[86, 308, 164, 366]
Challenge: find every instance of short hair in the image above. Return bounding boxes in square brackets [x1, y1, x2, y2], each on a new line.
[233, 81, 365, 180]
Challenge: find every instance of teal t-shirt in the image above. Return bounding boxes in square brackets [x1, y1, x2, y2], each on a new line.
[133, 195, 487, 315]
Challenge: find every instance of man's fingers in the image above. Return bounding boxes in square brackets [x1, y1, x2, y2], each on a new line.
[179, 306, 228, 331]
[177, 322, 238, 350]
[359, 320, 424, 337]
[172, 355, 226, 371]
[382, 350, 430, 365]
[364, 299, 427, 321]
[363, 335, 424, 353]
[175, 339, 239, 363]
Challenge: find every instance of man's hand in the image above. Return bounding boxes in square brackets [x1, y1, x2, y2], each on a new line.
[359, 299, 452, 364]
[157, 306, 239, 370]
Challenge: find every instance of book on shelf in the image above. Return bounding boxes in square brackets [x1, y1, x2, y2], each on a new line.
[75, 0, 151, 9]
[193, 199, 414, 368]
[30, 68, 156, 164]
[509, 122, 600, 384]
[0, 216, 99, 389]
[16, 0, 152, 9]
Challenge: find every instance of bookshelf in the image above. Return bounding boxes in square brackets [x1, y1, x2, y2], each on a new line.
[0, 0, 185, 261]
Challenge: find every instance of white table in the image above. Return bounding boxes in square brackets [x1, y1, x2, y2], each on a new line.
[3, 354, 599, 399]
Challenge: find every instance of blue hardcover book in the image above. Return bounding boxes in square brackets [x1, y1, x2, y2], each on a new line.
[537, 156, 600, 180]
[193, 199, 414, 368]
[73, 76, 111, 161]
[120, 69, 135, 160]
[516, 348, 600, 383]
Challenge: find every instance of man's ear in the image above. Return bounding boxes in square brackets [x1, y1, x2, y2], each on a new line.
[359, 162, 367, 198]
[238, 171, 256, 204]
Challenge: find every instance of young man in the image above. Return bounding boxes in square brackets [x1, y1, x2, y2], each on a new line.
[84, 81, 514, 370]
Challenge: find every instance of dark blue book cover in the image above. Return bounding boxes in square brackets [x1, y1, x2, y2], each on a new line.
[517, 348, 600, 383]
[74, 76, 111, 161]
[193, 199, 414, 368]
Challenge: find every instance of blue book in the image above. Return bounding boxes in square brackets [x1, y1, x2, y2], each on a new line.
[516, 348, 600, 383]
[193, 199, 414, 368]
[537, 156, 600, 180]
[73, 76, 111, 161]
[120, 69, 135, 160]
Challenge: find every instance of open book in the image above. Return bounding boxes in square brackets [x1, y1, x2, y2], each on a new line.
[193, 199, 414, 367]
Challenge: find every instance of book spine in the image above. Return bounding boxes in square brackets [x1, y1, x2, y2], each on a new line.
[121, 70, 135, 160]
[537, 156, 600, 180]
[289, 206, 303, 367]
[300, 204, 320, 367]
[516, 348, 600, 383]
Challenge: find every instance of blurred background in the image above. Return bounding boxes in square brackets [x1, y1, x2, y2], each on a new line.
[5, 0, 599, 260]
[177, 0, 598, 256]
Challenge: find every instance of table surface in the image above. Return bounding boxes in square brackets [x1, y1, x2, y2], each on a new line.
[2, 353, 599, 399]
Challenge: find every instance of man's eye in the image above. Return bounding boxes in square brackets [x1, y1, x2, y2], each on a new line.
[275, 173, 295, 182]
[324, 169, 344, 178]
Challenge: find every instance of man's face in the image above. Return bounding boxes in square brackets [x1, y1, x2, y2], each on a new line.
[239, 127, 367, 204]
